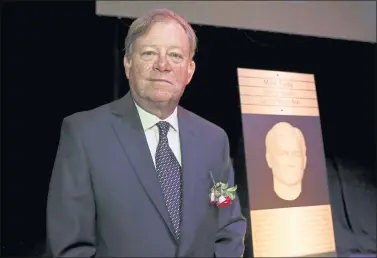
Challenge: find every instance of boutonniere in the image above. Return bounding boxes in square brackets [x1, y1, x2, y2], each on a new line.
[208, 171, 238, 208]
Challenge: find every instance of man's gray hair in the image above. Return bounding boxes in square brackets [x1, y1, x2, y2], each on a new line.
[124, 9, 198, 59]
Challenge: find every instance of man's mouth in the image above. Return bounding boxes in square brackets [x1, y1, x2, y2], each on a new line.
[149, 79, 172, 84]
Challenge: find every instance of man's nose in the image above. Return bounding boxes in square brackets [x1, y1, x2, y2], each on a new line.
[288, 155, 299, 165]
[154, 54, 171, 72]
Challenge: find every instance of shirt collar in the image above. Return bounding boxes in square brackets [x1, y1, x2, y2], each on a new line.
[134, 101, 179, 132]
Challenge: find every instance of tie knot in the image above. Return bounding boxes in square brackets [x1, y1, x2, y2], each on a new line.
[157, 121, 170, 138]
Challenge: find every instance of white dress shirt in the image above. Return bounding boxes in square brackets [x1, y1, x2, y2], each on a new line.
[134, 102, 182, 167]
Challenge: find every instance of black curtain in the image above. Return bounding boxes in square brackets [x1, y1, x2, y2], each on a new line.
[2, 1, 375, 256]
[2, 2, 116, 255]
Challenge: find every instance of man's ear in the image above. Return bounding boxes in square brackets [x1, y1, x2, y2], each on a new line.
[124, 56, 132, 79]
[266, 152, 273, 169]
[186, 60, 196, 84]
[303, 155, 307, 170]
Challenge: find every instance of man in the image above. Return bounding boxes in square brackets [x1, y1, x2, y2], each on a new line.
[46, 8, 246, 257]
[265, 122, 307, 201]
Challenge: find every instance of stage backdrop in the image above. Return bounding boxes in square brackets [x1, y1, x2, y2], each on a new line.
[96, 1, 376, 43]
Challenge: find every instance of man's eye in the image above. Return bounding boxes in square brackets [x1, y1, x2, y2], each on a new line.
[142, 51, 156, 56]
[278, 151, 289, 156]
[170, 53, 183, 59]
[293, 152, 301, 157]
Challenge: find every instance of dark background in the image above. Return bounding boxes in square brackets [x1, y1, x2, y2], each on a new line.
[1, 1, 375, 256]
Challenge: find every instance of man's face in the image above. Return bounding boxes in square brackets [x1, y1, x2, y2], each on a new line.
[124, 19, 195, 104]
[267, 133, 307, 186]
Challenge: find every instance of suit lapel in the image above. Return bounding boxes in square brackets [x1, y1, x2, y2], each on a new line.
[110, 93, 176, 241]
[177, 107, 204, 256]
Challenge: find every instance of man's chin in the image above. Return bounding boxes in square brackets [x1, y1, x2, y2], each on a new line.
[150, 92, 176, 103]
[276, 176, 303, 186]
[284, 181, 301, 187]
[151, 96, 173, 103]
[280, 177, 303, 186]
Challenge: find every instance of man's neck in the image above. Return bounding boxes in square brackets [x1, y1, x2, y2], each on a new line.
[273, 180, 302, 201]
[131, 93, 177, 120]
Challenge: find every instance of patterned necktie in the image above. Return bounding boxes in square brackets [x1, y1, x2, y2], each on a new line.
[155, 121, 182, 240]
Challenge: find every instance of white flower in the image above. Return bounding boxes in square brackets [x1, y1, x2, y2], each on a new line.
[210, 192, 216, 203]
[218, 196, 226, 204]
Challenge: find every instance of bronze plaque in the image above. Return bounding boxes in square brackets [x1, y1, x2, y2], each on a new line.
[237, 68, 337, 257]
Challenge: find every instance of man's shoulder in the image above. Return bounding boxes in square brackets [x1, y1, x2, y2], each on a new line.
[178, 106, 227, 139]
[62, 100, 115, 129]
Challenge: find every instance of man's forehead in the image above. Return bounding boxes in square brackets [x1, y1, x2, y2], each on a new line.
[275, 133, 300, 147]
[140, 44, 184, 50]
[276, 130, 296, 141]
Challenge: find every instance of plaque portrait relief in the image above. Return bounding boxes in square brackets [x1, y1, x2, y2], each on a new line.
[265, 122, 307, 201]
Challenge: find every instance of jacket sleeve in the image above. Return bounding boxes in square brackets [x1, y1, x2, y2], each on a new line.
[214, 132, 247, 257]
[46, 117, 96, 257]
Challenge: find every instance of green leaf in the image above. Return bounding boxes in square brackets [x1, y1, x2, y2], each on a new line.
[227, 185, 238, 192]
[228, 192, 235, 200]
[221, 183, 228, 190]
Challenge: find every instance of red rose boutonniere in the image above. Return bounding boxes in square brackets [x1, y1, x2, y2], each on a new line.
[208, 171, 237, 208]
